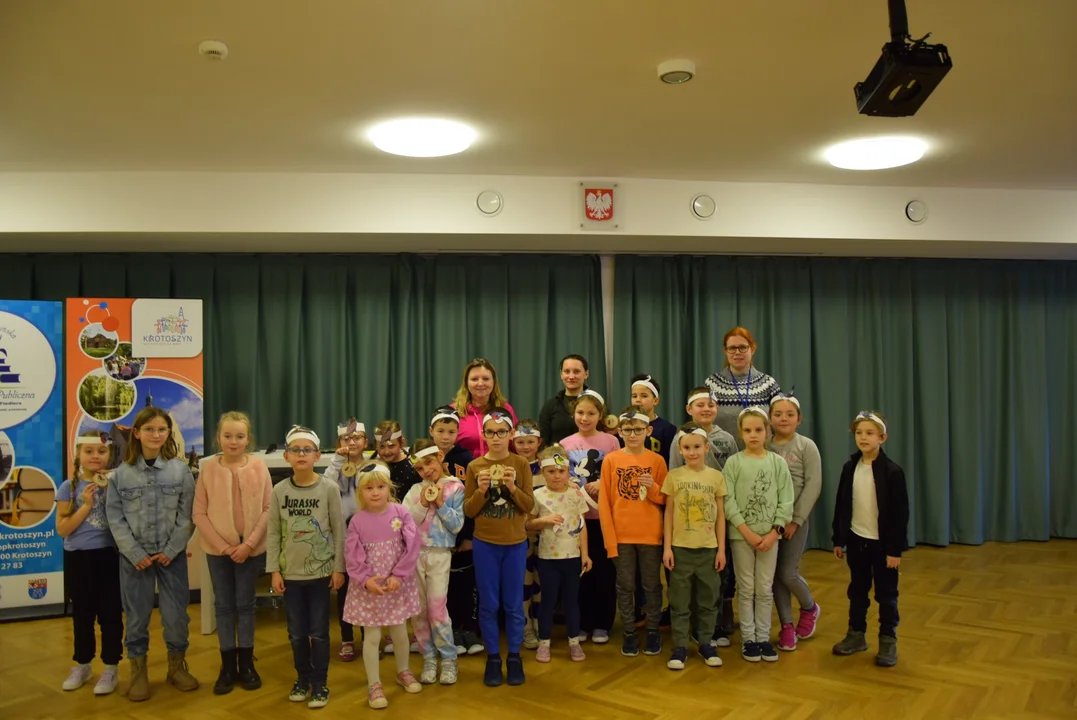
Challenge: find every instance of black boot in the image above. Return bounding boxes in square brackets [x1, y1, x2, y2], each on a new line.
[720, 598, 736, 636]
[237, 647, 262, 690]
[213, 649, 237, 695]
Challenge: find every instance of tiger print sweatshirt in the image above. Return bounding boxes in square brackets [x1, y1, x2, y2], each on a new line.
[597, 448, 668, 558]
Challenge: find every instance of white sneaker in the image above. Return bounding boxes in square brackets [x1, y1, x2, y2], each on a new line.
[384, 641, 395, 654]
[592, 630, 610, 644]
[576, 632, 589, 642]
[62, 664, 92, 691]
[523, 626, 540, 649]
[711, 636, 732, 648]
[93, 665, 118, 695]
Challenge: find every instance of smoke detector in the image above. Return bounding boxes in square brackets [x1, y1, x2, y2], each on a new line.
[198, 40, 229, 60]
[657, 59, 695, 84]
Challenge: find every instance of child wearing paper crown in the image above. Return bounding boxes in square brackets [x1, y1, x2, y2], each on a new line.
[831, 411, 908, 668]
[401, 438, 466, 686]
[513, 419, 544, 649]
[463, 408, 535, 688]
[525, 445, 593, 663]
[56, 431, 123, 696]
[561, 389, 621, 645]
[266, 426, 346, 709]
[322, 418, 369, 663]
[344, 460, 423, 709]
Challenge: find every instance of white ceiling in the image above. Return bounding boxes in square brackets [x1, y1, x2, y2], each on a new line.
[1, 0, 1076, 189]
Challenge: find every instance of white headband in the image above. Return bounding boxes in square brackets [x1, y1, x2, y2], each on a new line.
[377, 430, 403, 444]
[631, 377, 660, 399]
[430, 411, 459, 426]
[514, 426, 541, 438]
[687, 392, 713, 406]
[286, 427, 321, 448]
[855, 412, 887, 435]
[738, 407, 769, 421]
[76, 433, 111, 446]
[540, 453, 569, 469]
[687, 427, 709, 438]
[770, 395, 801, 410]
[578, 389, 605, 406]
[619, 412, 650, 425]
[359, 462, 391, 479]
[482, 411, 513, 428]
[338, 420, 366, 436]
[411, 445, 441, 460]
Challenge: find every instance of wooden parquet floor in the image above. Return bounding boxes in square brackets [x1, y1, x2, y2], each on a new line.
[2, 541, 1076, 720]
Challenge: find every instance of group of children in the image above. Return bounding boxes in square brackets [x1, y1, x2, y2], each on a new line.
[55, 374, 909, 710]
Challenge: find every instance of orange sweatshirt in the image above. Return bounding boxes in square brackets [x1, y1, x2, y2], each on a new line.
[598, 448, 668, 558]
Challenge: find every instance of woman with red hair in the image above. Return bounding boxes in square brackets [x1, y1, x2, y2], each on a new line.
[705, 327, 782, 448]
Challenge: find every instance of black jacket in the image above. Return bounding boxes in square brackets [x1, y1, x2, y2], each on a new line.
[539, 388, 586, 446]
[831, 449, 910, 558]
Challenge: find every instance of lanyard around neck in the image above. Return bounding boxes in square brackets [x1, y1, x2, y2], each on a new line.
[730, 368, 752, 408]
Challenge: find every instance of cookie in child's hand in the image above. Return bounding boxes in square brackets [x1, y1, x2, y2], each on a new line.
[341, 461, 357, 478]
[490, 464, 505, 482]
[423, 483, 440, 503]
[92, 472, 109, 488]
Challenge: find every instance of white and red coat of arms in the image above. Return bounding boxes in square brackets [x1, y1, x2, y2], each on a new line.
[584, 188, 614, 221]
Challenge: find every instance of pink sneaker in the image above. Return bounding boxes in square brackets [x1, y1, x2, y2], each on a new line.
[796, 603, 820, 639]
[536, 642, 551, 663]
[568, 641, 585, 662]
[778, 623, 797, 651]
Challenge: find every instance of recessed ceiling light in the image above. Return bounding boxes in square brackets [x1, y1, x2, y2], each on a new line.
[824, 136, 927, 170]
[367, 118, 478, 158]
[657, 59, 696, 84]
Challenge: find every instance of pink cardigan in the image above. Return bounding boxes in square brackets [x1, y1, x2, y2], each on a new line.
[193, 455, 273, 556]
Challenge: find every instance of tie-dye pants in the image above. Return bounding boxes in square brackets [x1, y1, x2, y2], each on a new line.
[413, 547, 457, 660]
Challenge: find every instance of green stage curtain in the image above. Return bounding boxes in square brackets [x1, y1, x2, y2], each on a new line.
[612, 255, 1077, 548]
[2, 253, 607, 457]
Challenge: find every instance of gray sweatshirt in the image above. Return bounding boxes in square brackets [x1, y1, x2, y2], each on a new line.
[768, 432, 823, 527]
[669, 425, 738, 472]
[266, 476, 346, 581]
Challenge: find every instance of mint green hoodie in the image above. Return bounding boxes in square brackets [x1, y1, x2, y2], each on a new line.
[723, 451, 793, 538]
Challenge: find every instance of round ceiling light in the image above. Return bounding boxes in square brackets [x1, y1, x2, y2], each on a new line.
[657, 59, 696, 84]
[824, 136, 928, 170]
[367, 118, 478, 158]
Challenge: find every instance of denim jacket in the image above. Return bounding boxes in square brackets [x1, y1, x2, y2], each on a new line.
[106, 455, 196, 566]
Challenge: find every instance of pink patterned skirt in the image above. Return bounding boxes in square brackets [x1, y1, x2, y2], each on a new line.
[343, 538, 420, 627]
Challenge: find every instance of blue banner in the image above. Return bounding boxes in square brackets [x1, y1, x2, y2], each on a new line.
[0, 300, 64, 617]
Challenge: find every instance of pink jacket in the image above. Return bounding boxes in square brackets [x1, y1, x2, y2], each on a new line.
[453, 401, 517, 458]
[193, 455, 273, 556]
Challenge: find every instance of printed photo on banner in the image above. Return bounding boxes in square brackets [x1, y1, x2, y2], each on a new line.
[0, 301, 64, 616]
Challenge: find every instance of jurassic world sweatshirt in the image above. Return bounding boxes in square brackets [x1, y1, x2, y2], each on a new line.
[266, 476, 346, 581]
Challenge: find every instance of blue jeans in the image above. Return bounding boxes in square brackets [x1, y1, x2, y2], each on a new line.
[206, 552, 266, 651]
[536, 557, 582, 640]
[473, 539, 527, 656]
[118, 551, 190, 659]
[284, 578, 331, 686]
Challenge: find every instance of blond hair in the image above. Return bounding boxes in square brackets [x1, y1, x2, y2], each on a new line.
[216, 410, 254, 453]
[454, 358, 508, 416]
[537, 443, 567, 462]
[355, 460, 398, 509]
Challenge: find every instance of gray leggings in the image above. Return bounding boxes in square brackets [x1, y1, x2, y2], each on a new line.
[773, 518, 815, 625]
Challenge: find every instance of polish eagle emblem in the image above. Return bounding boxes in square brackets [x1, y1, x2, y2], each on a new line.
[584, 188, 614, 221]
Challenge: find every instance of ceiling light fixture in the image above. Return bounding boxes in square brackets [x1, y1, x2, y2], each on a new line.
[366, 118, 477, 158]
[657, 59, 696, 84]
[824, 136, 927, 170]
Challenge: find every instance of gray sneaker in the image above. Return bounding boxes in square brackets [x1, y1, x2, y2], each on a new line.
[420, 656, 438, 685]
[875, 635, 898, 667]
[439, 658, 458, 685]
[832, 629, 868, 656]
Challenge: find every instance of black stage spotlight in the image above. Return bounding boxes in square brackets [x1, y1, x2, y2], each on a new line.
[855, 0, 952, 117]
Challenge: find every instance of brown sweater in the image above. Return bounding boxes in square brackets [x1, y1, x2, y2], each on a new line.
[463, 453, 535, 545]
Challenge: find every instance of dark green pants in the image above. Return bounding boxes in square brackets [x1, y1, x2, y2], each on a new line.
[669, 546, 721, 648]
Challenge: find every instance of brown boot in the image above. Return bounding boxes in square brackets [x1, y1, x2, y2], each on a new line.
[166, 651, 199, 692]
[128, 656, 151, 702]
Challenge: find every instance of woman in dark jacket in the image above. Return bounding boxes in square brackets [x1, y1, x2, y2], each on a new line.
[538, 354, 589, 445]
